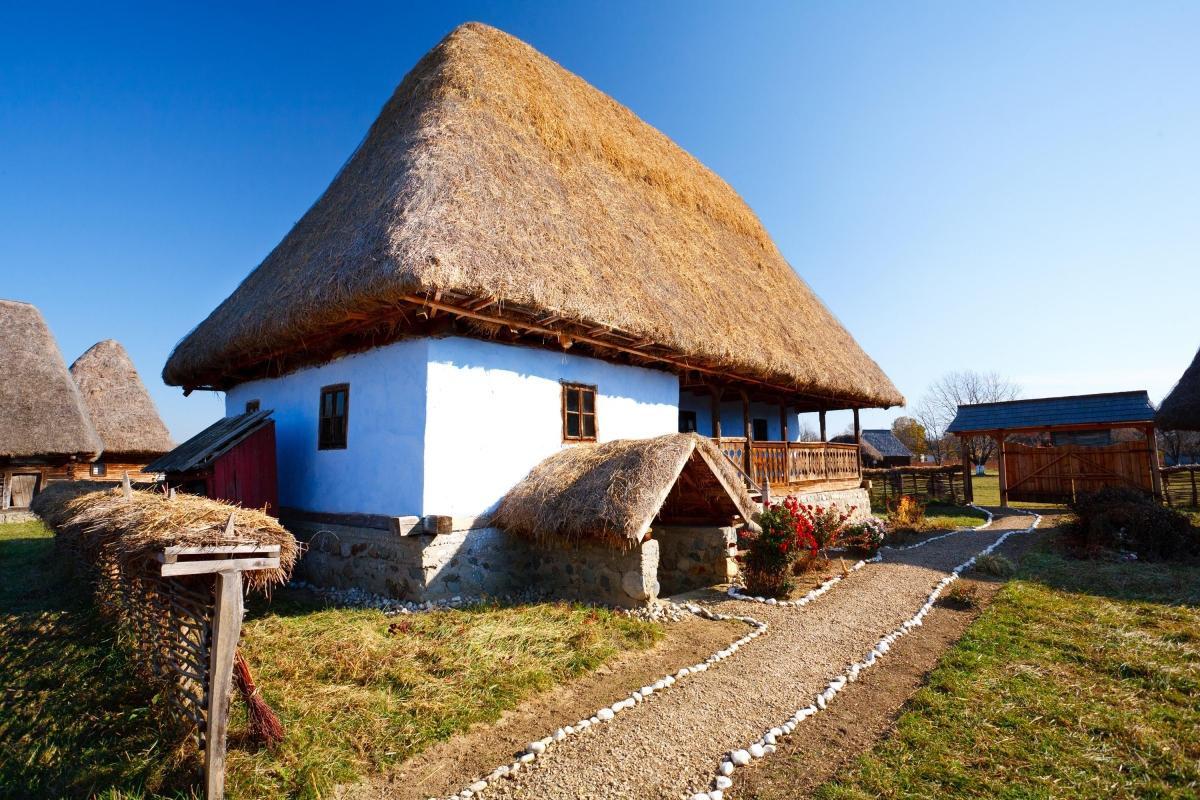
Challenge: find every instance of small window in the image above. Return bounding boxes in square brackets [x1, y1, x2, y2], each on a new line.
[90, 463, 107, 477]
[318, 384, 349, 450]
[752, 418, 769, 441]
[245, 399, 261, 413]
[562, 383, 597, 442]
[679, 410, 698, 433]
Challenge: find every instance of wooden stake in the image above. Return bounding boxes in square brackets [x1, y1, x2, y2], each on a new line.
[121, 472, 133, 501]
[224, 513, 236, 537]
[205, 570, 244, 800]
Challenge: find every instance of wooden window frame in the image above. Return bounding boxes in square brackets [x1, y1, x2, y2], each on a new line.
[90, 462, 107, 477]
[245, 399, 261, 413]
[318, 383, 350, 450]
[561, 382, 598, 442]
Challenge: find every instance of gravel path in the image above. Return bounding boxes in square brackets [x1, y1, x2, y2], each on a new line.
[469, 512, 1035, 800]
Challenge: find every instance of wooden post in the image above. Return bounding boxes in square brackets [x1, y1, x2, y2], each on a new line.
[995, 433, 1009, 508]
[1191, 467, 1198, 508]
[818, 409, 827, 442]
[740, 390, 753, 479]
[779, 402, 789, 443]
[709, 385, 722, 441]
[961, 437, 974, 503]
[206, 570, 244, 800]
[1146, 425, 1164, 500]
[852, 408, 862, 469]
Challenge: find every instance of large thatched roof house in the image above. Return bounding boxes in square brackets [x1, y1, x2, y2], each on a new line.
[164, 24, 898, 605]
[0, 300, 101, 513]
[70, 339, 175, 480]
[1158, 346, 1200, 431]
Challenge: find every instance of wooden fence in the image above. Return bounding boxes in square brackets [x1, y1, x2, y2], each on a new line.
[1004, 441, 1154, 504]
[862, 465, 967, 508]
[1161, 465, 1200, 508]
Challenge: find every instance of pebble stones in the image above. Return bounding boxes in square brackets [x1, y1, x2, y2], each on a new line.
[731, 749, 752, 766]
[719, 760, 735, 776]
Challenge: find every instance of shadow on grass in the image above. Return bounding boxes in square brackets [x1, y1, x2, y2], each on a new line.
[0, 531, 197, 799]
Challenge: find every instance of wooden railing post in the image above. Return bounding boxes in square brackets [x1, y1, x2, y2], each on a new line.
[960, 437, 974, 503]
[1146, 425, 1164, 500]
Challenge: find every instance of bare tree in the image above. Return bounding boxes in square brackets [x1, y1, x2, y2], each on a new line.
[915, 370, 1021, 468]
[1160, 428, 1200, 465]
[795, 423, 821, 442]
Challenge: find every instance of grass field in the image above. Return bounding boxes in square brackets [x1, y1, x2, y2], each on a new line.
[968, 470, 1065, 510]
[811, 541, 1200, 799]
[1, 520, 662, 799]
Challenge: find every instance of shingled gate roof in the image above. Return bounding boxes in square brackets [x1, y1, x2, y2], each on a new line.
[70, 340, 175, 458]
[1157, 346, 1200, 431]
[162, 23, 901, 411]
[947, 391, 1155, 435]
[0, 299, 102, 460]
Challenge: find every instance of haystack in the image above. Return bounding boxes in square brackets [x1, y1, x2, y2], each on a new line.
[32, 481, 298, 591]
[493, 433, 756, 548]
[162, 23, 901, 411]
[1158, 346, 1200, 431]
[70, 340, 175, 458]
[0, 299, 101, 460]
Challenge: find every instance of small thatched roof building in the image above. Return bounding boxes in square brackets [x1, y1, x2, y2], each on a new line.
[0, 300, 101, 462]
[162, 22, 901, 414]
[493, 433, 757, 548]
[71, 340, 174, 460]
[1158, 346, 1200, 431]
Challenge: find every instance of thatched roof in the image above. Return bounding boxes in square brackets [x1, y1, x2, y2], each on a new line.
[70, 340, 174, 458]
[162, 23, 901, 411]
[0, 299, 102, 460]
[492, 433, 757, 548]
[1158, 347, 1200, 431]
[31, 481, 298, 592]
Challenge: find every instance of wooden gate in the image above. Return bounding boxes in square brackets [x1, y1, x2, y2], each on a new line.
[1004, 441, 1155, 503]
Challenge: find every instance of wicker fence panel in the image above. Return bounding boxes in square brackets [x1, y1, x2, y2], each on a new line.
[1161, 465, 1200, 508]
[862, 465, 966, 508]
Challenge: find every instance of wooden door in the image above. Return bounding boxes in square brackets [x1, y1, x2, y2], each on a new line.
[8, 474, 39, 508]
[1004, 441, 1153, 503]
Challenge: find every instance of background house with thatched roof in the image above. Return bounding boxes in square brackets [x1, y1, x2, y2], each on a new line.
[70, 339, 175, 482]
[163, 24, 899, 604]
[1, 300, 102, 517]
[1158, 346, 1200, 432]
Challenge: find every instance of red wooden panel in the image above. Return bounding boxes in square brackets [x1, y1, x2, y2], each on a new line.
[210, 421, 279, 516]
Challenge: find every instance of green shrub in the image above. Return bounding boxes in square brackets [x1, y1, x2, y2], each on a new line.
[741, 496, 818, 597]
[1068, 487, 1199, 561]
[940, 581, 979, 609]
[974, 553, 1016, 577]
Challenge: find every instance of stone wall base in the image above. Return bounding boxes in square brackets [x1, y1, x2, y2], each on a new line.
[790, 486, 873, 524]
[0, 509, 37, 525]
[285, 516, 661, 608]
[655, 525, 738, 596]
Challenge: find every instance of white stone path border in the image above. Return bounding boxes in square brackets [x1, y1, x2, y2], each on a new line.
[697, 507, 1040, 800]
[429, 505, 1023, 800]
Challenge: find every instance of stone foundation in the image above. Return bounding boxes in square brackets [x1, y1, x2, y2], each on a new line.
[790, 486, 872, 524]
[0, 509, 36, 525]
[655, 525, 738, 596]
[284, 515, 661, 608]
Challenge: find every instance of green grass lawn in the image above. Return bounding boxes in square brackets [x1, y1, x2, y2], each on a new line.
[968, 470, 1065, 510]
[812, 543, 1200, 799]
[921, 503, 990, 530]
[1, 520, 662, 799]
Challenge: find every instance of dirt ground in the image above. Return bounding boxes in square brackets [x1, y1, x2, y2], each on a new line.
[337, 615, 745, 800]
[735, 517, 1058, 800]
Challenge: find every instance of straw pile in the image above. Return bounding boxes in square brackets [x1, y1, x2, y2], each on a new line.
[70, 339, 175, 458]
[0, 299, 101, 459]
[162, 23, 902, 410]
[32, 481, 298, 591]
[1158, 346, 1200, 431]
[493, 433, 754, 548]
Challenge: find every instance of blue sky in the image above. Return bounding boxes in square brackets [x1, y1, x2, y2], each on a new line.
[3, 1, 1198, 440]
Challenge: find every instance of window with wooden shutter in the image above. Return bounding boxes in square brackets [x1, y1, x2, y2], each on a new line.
[245, 399, 260, 413]
[318, 384, 349, 450]
[562, 383, 597, 442]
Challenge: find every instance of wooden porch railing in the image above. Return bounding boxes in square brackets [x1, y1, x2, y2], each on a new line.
[715, 438, 861, 490]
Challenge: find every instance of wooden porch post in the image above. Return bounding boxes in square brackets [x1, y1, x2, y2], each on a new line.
[853, 408, 862, 467]
[961, 437, 974, 503]
[206, 569, 244, 800]
[995, 433, 1009, 507]
[709, 385, 722, 441]
[740, 389, 753, 479]
[818, 409, 827, 442]
[779, 402, 789, 443]
[1147, 424, 1164, 500]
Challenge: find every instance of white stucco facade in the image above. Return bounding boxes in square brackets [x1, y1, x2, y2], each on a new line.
[226, 336, 679, 518]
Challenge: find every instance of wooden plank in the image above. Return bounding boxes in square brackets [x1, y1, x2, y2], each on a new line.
[165, 544, 281, 556]
[205, 570, 243, 800]
[161, 557, 281, 577]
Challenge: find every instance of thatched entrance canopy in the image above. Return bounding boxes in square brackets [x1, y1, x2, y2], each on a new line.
[70, 340, 175, 459]
[492, 433, 757, 548]
[1158, 347, 1200, 431]
[0, 299, 101, 461]
[162, 23, 901, 413]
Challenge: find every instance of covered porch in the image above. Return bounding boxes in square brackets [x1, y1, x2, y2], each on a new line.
[678, 380, 868, 496]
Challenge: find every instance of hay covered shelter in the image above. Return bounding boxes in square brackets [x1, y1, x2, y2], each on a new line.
[70, 339, 174, 481]
[1157, 346, 1200, 432]
[1, 299, 102, 513]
